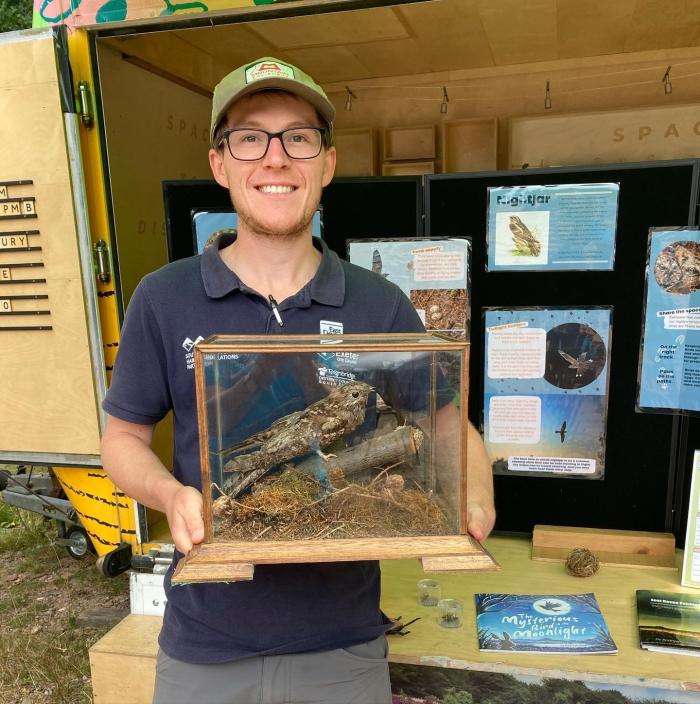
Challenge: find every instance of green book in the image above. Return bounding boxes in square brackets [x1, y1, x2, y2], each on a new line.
[637, 589, 700, 657]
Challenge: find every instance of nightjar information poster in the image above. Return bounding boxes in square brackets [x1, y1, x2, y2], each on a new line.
[638, 228, 700, 414]
[348, 238, 471, 340]
[486, 183, 619, 272]
[483, 307, 612, 479]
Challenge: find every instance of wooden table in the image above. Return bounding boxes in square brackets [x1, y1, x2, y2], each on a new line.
[90, 534, 700, 703]
[382, 535, 700, 699]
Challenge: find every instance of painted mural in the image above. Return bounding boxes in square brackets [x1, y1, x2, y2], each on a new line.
[32, 0, 282, 28]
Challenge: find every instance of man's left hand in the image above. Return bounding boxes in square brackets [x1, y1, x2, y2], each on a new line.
[466, 499, 496, 543]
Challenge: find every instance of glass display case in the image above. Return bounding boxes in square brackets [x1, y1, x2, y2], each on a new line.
[173, 333, 497, 583]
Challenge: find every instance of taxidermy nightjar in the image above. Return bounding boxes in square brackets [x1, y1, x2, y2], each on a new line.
[221, 381, 372, 497]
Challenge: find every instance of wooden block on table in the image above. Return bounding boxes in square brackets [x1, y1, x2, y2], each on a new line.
[532, 524, 677, 569]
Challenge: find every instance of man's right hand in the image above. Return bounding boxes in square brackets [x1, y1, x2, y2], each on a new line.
[101, 415, 206, 555]
[165, 485, 205, 554]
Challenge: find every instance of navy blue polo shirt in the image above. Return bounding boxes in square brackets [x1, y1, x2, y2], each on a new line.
[103, 233, 425, 664]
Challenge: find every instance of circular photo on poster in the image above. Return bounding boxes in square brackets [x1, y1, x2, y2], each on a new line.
[544, 323, 606, 390]
[653, 240, 700, 295]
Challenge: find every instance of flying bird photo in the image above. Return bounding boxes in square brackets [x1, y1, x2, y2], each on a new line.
[558, 350, 595, 378]
[555, 420, 567, 443]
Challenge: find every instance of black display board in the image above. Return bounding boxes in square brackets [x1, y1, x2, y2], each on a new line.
[320, 176, 423, 257]
[162, 180, 232, 262]
[426, 160, 700, 540]
[162, 176, 422, 261]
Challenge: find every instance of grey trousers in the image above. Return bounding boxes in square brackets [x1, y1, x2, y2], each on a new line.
[152, 635, 391, 704]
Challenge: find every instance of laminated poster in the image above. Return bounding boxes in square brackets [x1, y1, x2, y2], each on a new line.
[486, 183, 619, 271]
[682, 450, 700, 590]
[483, 307, 612, 479]
[192, 209, 322, 254]
[348, 238, 471, 340]
[638, 228, 700, 414]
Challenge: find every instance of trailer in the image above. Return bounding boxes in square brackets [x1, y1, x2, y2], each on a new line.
[1, 0, 699, 580]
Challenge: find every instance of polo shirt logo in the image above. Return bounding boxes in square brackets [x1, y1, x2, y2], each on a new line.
[320, 320, 343, 335]
[182, 336, 203, 352]
[182, 335, 204, 370]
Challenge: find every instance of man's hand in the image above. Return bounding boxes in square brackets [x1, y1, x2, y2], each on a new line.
[466, 499, 496, 543]
[431, 404, 496, 543]
[466, 421, 496, 543]
[165, 485, 205, 554]
[101, 415, 206, 555]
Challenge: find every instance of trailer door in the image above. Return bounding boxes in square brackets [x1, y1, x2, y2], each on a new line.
[0, 28, 105, 466]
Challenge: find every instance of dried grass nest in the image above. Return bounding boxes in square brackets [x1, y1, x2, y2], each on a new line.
[565, 547, 600, 577]
[212, 466, 449, 541]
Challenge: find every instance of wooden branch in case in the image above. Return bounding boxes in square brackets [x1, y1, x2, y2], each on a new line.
[532, 524, 677, 569]
[293, 424, 420, 479]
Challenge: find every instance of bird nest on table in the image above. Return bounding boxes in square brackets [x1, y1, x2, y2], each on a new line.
[212, 466, 450, 541]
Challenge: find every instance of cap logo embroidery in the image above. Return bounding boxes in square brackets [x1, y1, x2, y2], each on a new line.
[246, 61, 295, 84]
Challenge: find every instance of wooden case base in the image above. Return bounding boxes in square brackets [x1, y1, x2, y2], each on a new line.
[172, 535, 499, 583]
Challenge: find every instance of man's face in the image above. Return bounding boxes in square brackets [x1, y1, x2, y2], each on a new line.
[209, 91, 336, 240]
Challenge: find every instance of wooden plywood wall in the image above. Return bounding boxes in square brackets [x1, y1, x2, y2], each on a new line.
[103, 1, 700, 171]
[509, 102, 700, 168]
[326, 51, 700, 170]
[98, 44, 214, 307]
[0, 33, 102, 458]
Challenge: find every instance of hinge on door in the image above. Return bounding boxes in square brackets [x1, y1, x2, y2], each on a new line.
[77, 81, 94, 128]
[93, 240, 111, 284]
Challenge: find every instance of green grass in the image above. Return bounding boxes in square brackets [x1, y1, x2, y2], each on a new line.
[0, 504, 130, 703]
[0, 504, 54, 553]
[0, 610, 98, 704]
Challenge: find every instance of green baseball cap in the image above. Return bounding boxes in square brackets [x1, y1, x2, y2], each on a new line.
[210, 57, 336, 145]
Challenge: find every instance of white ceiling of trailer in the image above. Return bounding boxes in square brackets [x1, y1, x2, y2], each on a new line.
[107, 0, 700, 87]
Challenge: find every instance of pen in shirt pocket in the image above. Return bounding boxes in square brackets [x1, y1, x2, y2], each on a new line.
[268, 294, 284, 327]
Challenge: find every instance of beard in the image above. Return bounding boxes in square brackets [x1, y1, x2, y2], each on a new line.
[233, 198, 317, 241]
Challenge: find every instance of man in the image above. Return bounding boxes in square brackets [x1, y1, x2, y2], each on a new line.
[101, 57, 495, 704]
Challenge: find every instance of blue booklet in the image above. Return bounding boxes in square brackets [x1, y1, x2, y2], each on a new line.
[475, 593, 617, 654]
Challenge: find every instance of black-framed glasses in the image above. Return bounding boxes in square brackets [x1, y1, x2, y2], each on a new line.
[219, 127, 327, 161]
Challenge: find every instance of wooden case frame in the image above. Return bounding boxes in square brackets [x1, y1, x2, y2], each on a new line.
[173, 333, 498, 583]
